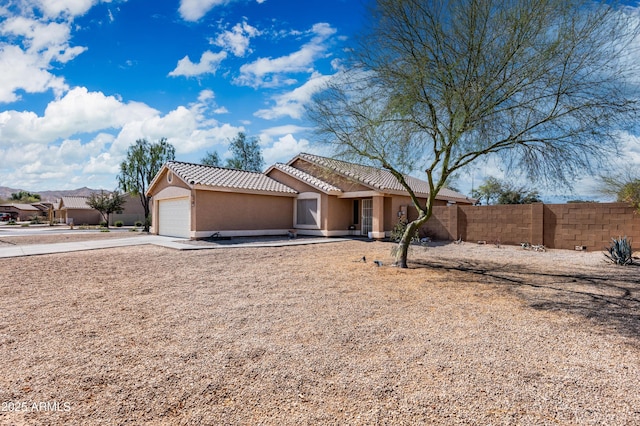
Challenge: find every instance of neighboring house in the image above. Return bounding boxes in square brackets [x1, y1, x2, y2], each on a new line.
[57, 196, 102, 225]
[0, 203, 43, 221]
[57, 194, 146, 226]
[147, 152, 474, 239]
[110, 193, 146, 226]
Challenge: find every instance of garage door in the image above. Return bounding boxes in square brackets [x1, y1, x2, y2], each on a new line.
[158, 198, 190, 238]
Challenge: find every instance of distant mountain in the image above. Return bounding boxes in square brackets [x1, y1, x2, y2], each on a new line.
[0, 186, 108, 203]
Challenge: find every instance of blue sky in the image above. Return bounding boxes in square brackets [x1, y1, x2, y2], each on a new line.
[0, 0, 367, 191]
[1, 0, 639, 201]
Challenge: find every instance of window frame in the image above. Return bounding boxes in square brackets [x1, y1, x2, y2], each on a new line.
[294, 192, 321, 229]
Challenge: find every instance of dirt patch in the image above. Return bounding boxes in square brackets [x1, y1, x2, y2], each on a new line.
[0, 239, 638, 424]
[0, 230, 144, 246]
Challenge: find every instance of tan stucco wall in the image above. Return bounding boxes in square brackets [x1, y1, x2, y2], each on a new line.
[194, 190, 294, 232]
[150, 168, 191, 194]
[325, 196, 352, 230]
[111, 194, 147, 226]
[64, 209, 103, 225]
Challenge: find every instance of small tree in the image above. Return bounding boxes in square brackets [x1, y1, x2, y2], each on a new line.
[497, 187, 541, 205]
[471, 177, 503, 206]
[472, 176, 540, 205]
[118, 138, 175, 232]
[601, 172, 640, 213]
[201, 151, 221, 167]
[225, 132, 264, 172]
[86, 191, 127, 228]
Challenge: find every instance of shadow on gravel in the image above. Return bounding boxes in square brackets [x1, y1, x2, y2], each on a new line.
[412, 257, 640, 344]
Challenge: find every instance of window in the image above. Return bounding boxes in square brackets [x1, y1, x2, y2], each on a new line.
[295, 192, 321, 229]
[296, 198, 318, 226]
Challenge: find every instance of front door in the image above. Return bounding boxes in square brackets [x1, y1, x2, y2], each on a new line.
[361, 199, 372, 236]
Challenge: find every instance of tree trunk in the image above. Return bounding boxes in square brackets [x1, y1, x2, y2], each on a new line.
[142, 195, 151, 233]
[394, 214, 430, 268]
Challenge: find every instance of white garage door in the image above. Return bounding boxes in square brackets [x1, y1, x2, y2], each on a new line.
[158, 198, 190, 238]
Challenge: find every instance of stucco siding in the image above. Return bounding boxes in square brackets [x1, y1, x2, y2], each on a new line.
[326, 196, 352, 231]
[152, 168, 191, 193]
[194, 190, 294, 232]
[65, 209, 103, 225]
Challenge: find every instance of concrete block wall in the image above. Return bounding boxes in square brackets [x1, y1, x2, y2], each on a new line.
[458, 204, 534, 245]
[414, 202, 639, 251]
[543, 203, 639, 251]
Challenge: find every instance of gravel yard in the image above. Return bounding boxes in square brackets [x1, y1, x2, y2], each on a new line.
[0, 235, 639, 425]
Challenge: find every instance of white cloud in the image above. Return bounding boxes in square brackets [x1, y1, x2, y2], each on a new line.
[0, 45, 69, 103]
[262, 134, 311, 165]
[235, 23, 337, 88]
[212, 21, 261, 57]
[0, 87, 158, 145]
[259, 124, 311, 138]
[33, 0, 105, 19]
[254, 72, 331, 120]
[168, 50, 228, 77]
[0, 86, 247, 189]
[178, 0, 227, 22]
[0, 15, 88, 102]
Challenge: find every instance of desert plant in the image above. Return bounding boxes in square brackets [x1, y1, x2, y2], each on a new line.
[99, 221, 108, 228]
[390, 218, 425, 261]
[390, 219, 420, 244]
[604, 236, 634, 265]
[134, 220, 143, 228]
[115, 221, 124, 227]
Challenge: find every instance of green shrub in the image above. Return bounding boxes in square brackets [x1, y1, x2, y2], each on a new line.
[134, 221, 143, 228]
[604, 236, 633, 265]
[99, 221, 108, 228]
[115, 221, 124, 227]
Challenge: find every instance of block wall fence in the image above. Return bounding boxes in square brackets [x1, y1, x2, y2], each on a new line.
[409, 202, 640, 251]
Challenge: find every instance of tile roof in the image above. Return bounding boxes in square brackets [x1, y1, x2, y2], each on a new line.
[295, 153, 473, 202]
[270, 163, 342, 194]
[0, 203, 40, 211]
[60, 196, 92, 209]
[166, 161, 297, 194]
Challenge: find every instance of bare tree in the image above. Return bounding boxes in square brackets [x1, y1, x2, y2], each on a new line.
[308, 0, 640, 267]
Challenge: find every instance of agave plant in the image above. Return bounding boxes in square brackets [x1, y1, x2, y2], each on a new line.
[604, 236, 634, 265]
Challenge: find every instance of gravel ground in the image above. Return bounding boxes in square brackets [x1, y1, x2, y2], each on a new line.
[0, 237, 639, 425]
[0, 229, 143, 246]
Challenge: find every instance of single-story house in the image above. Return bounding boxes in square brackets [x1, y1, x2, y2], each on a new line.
[57, 194, 146, 226]
[57, 196, 103, 225]
[0, 203, 43, 221]
[147, 152, 474, 239]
